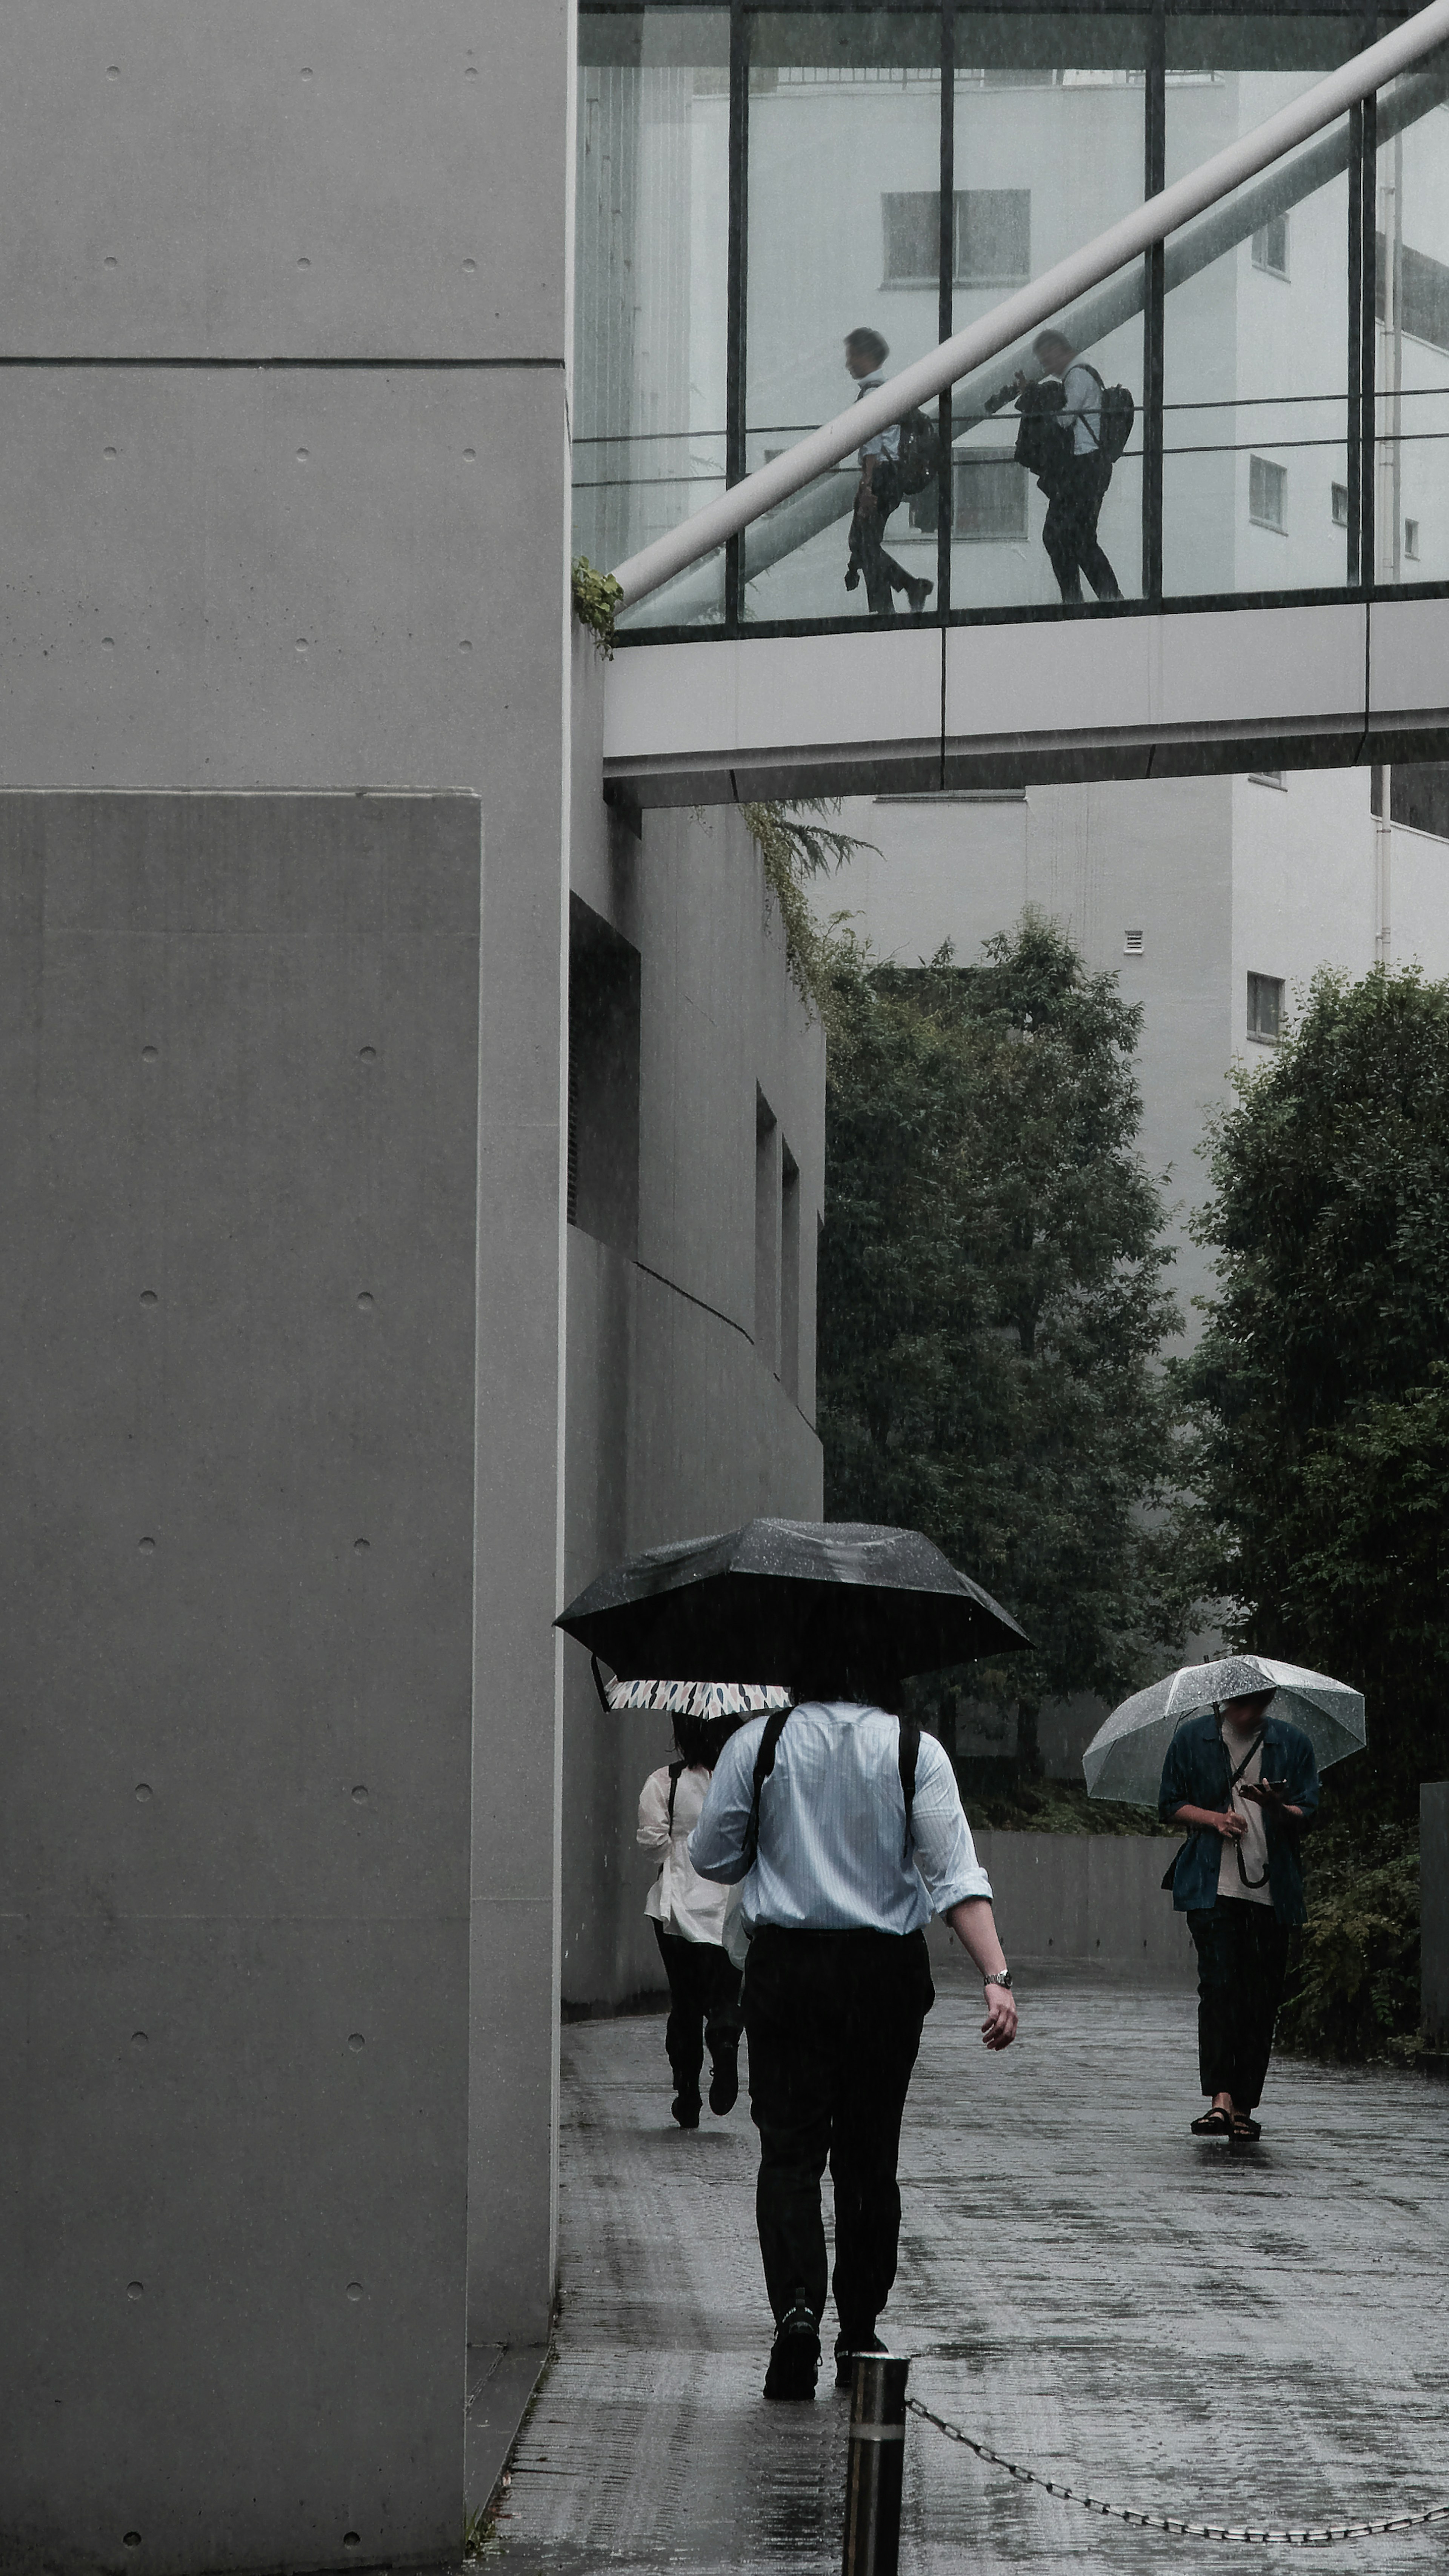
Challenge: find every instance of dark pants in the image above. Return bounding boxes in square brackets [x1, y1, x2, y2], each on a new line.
[743, 1926, 934, 2339]
[1042, 453, 1120, 603]
[1188, 1898, 1291, 2112]
[848, 464, 915, 616]
[652, 1921, 743, 2100]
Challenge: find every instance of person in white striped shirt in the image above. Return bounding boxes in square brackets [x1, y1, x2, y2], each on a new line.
[691, 1610, 1015, 2402]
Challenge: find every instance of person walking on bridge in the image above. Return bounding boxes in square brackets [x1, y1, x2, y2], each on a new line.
[843, 327, 934, 620]
[690, 1615, 1015, 2402]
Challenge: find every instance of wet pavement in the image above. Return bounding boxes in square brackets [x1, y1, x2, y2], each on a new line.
[498, 1948, 1448, 2573]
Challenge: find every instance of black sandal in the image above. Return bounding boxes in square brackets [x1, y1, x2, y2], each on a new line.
[1231, 2113, 1262, 2142]
[1191, 2106, 1232, 2136]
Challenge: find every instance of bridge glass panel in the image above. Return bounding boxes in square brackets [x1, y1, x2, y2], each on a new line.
[575, 9, 731, 630]
[742, 11, 943, 622]
[1162, 18, 1357, 599]
[948, 13, 1148, 614]
[1373, 63, 1449, 588]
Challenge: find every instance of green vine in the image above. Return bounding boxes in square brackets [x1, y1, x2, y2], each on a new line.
[740, 799, 875, 1022]
[571, 557, 625, 659]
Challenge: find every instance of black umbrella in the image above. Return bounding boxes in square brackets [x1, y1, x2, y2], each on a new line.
[555, 1517, 1029, 1686]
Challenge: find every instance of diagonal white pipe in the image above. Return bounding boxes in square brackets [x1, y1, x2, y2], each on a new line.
[610, 0, 1449, 608]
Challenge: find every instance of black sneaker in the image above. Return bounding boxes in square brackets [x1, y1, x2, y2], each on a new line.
[834, 2332, 889, 2393]
[708, 2043, 738, 2117]
[671, 2090, 701, 2129]
[903, 576, 934, 615]
[764, 2303, 820, 2401]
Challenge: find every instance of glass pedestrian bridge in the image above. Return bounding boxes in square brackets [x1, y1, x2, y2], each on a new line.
[577, 0, 1449, 804]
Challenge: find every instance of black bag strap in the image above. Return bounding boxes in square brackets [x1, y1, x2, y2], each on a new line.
[1217, 1718, 1271, 1890]
[666, 1758, 687, 1833]
[898, 1715, 920, 1860]
[741, 1708, 792, 1869]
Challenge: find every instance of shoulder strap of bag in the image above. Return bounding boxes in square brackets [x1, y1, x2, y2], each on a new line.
[898, 1715, 920, 1860]
[741, 1708, 791, 1869]
[666, 1758, 687, 1833]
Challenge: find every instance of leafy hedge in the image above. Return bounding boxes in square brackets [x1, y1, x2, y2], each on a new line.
[1277, 1822, 1423, 2065]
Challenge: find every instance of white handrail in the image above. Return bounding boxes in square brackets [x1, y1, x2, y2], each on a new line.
[609, 0, 1449, 608]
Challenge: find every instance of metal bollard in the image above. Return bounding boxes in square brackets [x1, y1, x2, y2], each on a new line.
[841, 2354, 911, 2576]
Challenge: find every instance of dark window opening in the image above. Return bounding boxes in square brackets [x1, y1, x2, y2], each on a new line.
[1376, 234, 1449, 356]
[568, 896, 641, 1256]
[780, 1141, 801, 1403]
[1251, 213, 1289, 278]
[1249, 455, 1287, 532]
[1387, 762, 1449, 840]
[1247, 972, 1284, 1044]
[881, 188, 1029, 287]
[755, 1089, 779, 1373]
[1331, 481, 1349, 528]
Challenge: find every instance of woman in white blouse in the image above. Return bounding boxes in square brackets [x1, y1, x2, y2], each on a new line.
[637, 1712, 744, 2128]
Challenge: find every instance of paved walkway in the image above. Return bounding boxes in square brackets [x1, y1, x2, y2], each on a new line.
[499, 1947, 1447, 2574]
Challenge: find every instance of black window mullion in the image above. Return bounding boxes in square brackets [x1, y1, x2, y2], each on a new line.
[726, 2, 749, 629]
[1143, 9, 1165, 604]
[937, 0, 954, 622]
[1356, 86, 1376, 593]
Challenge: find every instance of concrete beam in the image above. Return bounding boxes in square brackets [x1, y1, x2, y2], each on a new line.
[602, 596, 1449, 807]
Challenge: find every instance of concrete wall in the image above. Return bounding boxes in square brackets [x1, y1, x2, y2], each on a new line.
[1423, 1783, 1449, 2053]
[0, 4, 576, 2565]
[0, 791, 482, 2575]
[932, 1832, 1197, 1984]
[562, 653, 826, 2012]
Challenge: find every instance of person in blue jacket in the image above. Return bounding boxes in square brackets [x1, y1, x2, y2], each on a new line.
[1158, 1676, 1319, 2142]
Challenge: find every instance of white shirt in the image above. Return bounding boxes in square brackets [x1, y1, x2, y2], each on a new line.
[638, 1763, 732, 1943]
[855, 373, 902, 465]
[1060, 360, 1104, 459]
[689, 1701, 992, 1937]
[1218, 1740, 1275, 1907]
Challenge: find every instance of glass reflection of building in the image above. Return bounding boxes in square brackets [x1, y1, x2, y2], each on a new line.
[573, 3, 1449, 636]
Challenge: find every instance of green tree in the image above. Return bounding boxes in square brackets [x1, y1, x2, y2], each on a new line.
[1179, 962, 1449, 1813]
[818, 910, 1187, 1770]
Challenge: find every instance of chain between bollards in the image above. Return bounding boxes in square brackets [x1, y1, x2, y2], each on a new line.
[841, 2354, 911, 2576]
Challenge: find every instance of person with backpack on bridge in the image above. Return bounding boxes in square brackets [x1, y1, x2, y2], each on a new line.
[1014, 326, 1129, 605]
[689, 1601, 1015, 2403]
[843, 326, 936, 619]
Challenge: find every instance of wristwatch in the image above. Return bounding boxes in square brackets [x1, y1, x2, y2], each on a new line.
[983, 1969, 1013, 1991]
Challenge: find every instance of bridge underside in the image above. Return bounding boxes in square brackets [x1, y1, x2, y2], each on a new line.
[602, 597, 1449, 810]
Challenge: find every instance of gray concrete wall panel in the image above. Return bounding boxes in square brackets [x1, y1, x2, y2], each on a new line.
[0, 3, 569, 361]
[0, 368, 566, 793]
[1423, 1781, 1449, 2051]
[0, 791, 482, 2572]
[938, 1831, 1196, 1983]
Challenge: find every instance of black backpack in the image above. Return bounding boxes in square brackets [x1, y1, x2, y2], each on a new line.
[895, 407, 941, 498]
[741, 1707, 923, 1868]
[1077, 362, 1135, 464]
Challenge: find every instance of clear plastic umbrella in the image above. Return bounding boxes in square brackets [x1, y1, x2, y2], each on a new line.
[1083, 1654, 1366, 1806]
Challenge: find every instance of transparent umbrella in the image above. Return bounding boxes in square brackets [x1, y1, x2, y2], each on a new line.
[1083, 1653, 1366, 1806]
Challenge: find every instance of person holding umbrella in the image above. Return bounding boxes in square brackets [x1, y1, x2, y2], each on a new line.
[555, 1516, 1029, 2405]
[690, 1597, 1017, 2403]
[638, 1708, 749, 2129]
[1155, 1659, 1321, 2143]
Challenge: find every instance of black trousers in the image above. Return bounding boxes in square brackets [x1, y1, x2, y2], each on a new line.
[743, 1926, 934, 2339]
[1188, 1898, 1292, 2112]
[652, 1921, 743, 2098]
[1042, 453, 1120, 603]
[848, 464, 914, 616]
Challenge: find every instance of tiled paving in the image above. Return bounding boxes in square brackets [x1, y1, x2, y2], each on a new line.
[498, 1947, 1448, 2574]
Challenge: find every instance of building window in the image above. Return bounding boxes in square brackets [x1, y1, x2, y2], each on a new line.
[955, 189, 1031, 286]
[881, 191, 939, 286]
[1249, 455, 1287, 533]
[1123, 928, 1144, 955]
[779, 1142, 801, 1403]
[755, 1089, 779, 1374]
[1377, 234, 1449, 356]
[1331, 482, 1349, 528]
[1388, 762, 1449, 839]
[1249, 770, 1286, 789]
[952, 448, 1028, 541]
[1251, 212, 1289, 278]
[1247, 972, 1284, 1044]
[568, 896, 641, 1253]
[1405, 516, 1421, 560]
[882, 188, 1030, 289]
